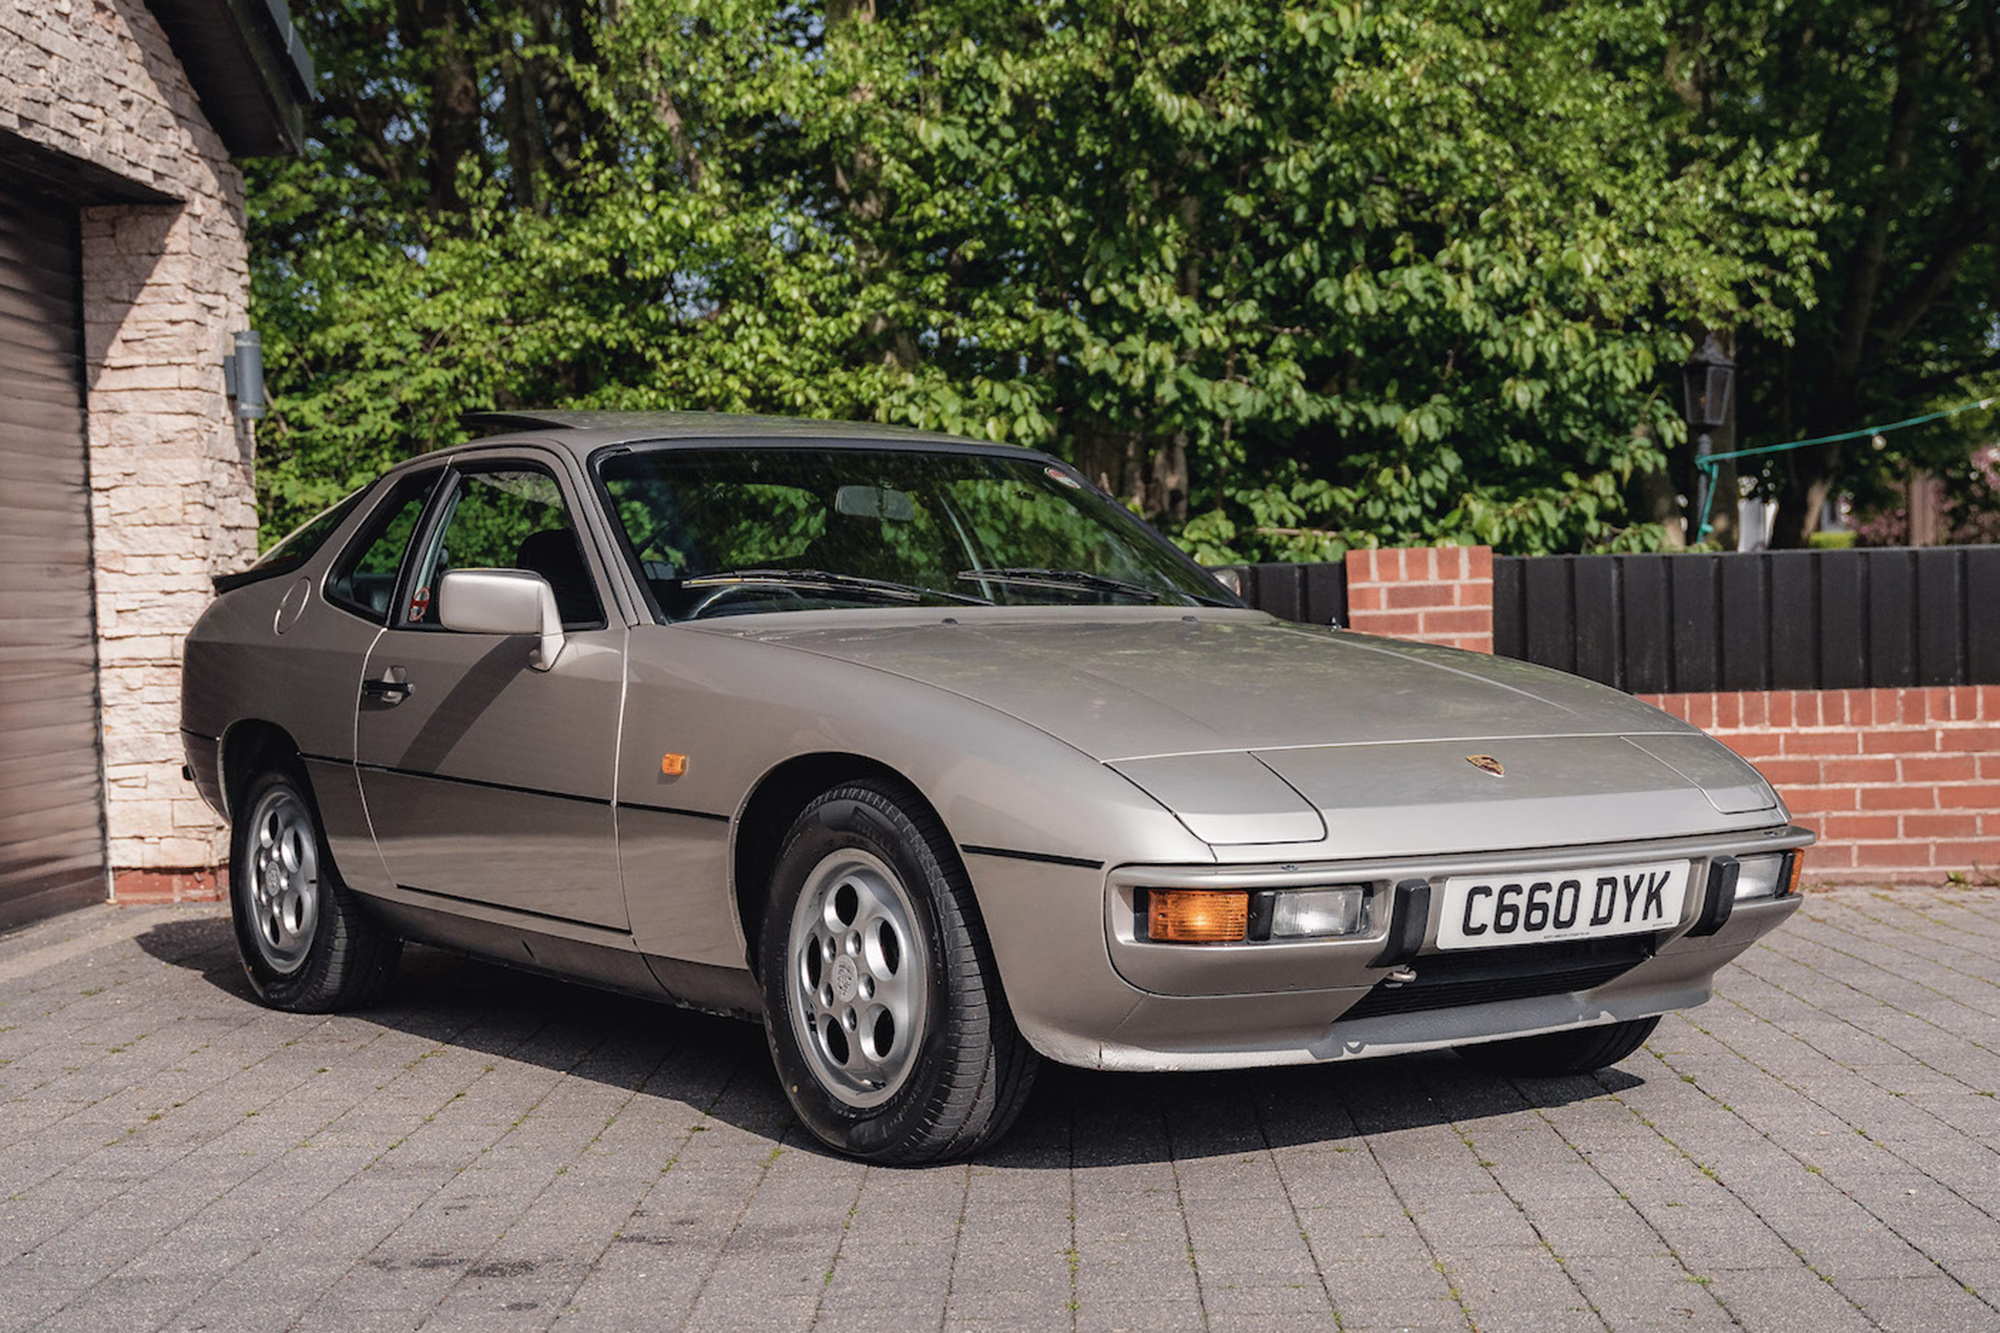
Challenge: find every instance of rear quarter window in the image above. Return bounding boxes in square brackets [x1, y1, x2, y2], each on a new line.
[211, 487, 369, 594]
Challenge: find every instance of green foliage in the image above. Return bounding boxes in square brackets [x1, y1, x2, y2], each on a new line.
[248, 0, 1828, 555]
[1680, 0, 2000, 542]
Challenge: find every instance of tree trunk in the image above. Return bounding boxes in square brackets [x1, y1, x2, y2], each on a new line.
[1073, 423, 1189, 525]
[415, 0, 479, 218]
[1774, 440, 1842, 548]
[1767, 0, 1934, 547]
[1631, 446, 1686, 549]
[824, 0, 912, 373]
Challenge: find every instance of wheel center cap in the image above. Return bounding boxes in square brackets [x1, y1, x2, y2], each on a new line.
[831, 955, 859, 1003]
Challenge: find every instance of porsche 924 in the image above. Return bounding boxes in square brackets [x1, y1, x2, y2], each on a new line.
[180, 412, 1811, 1162]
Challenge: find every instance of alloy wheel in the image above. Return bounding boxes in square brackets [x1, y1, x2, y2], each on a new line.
[244, 785, 321, 974]
[786, 848, 932, 1109]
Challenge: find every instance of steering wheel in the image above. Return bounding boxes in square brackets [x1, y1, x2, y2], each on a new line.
[683, 582, 812, 620]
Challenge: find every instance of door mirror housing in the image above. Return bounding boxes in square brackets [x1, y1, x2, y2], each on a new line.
[435, 568, 566, 670]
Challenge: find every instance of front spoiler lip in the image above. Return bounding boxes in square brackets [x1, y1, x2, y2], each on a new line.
[1103, 823, 1816, 999]
[1079, 893, 1804, 1072]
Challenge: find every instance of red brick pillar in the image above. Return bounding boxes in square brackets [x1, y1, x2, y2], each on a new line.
[1343, 546, 1494, 653]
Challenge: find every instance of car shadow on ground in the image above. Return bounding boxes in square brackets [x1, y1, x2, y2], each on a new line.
[136, 914, 1642, 1168]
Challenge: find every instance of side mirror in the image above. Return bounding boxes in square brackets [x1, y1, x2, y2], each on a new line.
[436, 568, 566, 671]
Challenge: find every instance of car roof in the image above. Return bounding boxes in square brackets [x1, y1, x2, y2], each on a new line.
[414, 410, 1043, 467]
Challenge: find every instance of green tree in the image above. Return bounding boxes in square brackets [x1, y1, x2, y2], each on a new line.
[248, 0, 1826, 558]
[1677, 0, 2000, 545]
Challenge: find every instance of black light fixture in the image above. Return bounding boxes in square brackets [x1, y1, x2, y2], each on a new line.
[1681, 333, 1734, 541]
[222, 330, 267, 421]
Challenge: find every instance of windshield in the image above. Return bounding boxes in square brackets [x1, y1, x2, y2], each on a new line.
[596, 446, 1233, 621]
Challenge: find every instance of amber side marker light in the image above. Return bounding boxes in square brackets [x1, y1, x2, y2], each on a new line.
[1786, 851, 1805, 896]
[1147, 890, 1249, 943]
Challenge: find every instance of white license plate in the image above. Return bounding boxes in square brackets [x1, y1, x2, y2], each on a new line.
[1435, 860, 1692, 950]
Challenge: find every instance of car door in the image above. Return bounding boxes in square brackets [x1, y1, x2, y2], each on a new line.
[353, 454, 628, 930]
[286, 467, 445, 894]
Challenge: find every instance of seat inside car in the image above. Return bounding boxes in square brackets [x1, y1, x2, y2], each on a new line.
[514, 528, 598, 624]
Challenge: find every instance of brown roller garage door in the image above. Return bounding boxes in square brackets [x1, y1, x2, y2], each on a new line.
[0, 187, 108, 931]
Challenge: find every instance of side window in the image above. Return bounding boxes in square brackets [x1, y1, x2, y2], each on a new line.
[324, 472, 439, 622]
[409, 465, 604, 628]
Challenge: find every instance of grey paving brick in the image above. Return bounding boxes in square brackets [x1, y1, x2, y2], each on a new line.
[1837, 1273, 2000, 1333]
[0, 892, 1997, 1331]
[1703, 1267, 1877, 1333]
[1562, 1254, 1736, 1332]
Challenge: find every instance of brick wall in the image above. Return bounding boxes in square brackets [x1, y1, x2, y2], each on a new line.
[1345, 545, 1999, 885]
[3, 0, 259, 892]
[1343, 546, 1494, 652]
[1641, 688, 1999, 884]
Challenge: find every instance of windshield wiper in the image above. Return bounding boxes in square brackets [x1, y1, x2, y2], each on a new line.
[682, 568, 994, 606]
[955, 567, 1168, 603]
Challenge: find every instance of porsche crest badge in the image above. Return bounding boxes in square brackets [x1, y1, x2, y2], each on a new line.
[1465, 755, 1505, 777]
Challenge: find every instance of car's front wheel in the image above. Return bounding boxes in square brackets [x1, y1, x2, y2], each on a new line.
[1455, 1015, 1661, 1076]
[758, 780, 1037, 1163]
[229, 766, 401, 1012]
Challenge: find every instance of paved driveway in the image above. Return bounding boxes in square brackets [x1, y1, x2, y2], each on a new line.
[1, 888, 1996, 1333]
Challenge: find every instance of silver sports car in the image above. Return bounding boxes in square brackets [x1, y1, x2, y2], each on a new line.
[181, 412, 1811, 1162]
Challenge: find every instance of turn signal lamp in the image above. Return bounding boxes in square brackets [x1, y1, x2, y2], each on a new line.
[1785, 850, 1805, 896]
[1147, 890, 1249, 943]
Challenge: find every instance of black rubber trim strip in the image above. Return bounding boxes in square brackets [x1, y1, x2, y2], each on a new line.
[1369, 878, 1433, 968]
[348, 760, 728, 822]
[959, 844, 1104, 870]
[392, 881, 618, 933]
[357, 761, 605, 806]
[1689, 854, 1739, 937]
[620, 800, 730, 822]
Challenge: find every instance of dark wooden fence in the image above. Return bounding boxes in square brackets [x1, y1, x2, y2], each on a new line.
[1226, 562, 1349, 628]
[1228, 547, 2000, 692]
[1493, 548, 2000, 693]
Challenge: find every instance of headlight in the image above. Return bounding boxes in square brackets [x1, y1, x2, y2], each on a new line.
[1734, 853, 1797, 902]
[1138, 885, 1372, 943]
[1269, 886, 1368, 939]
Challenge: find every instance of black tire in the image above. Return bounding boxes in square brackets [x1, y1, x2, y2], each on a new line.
[1455, 1015, 1661, 1076]
[758, 779, 1038, 1163]
[229, 765, 401, 1012]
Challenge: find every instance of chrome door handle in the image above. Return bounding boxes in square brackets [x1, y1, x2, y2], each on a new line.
[362, 669, 413, 704]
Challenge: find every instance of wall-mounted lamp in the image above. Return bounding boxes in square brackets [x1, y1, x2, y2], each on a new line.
[222, 330, 267, 420]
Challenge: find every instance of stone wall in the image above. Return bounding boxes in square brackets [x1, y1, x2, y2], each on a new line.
[2, 0, 257, 886]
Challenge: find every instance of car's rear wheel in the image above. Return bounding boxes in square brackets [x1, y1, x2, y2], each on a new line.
[1455, 1015, 1661, 1076]
[758, 779, 1037, 1163]
[229, 766, 400, 1012]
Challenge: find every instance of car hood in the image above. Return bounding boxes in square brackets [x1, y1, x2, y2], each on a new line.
[723, 609, 1683, 758]
[715, 609, 1778, 853]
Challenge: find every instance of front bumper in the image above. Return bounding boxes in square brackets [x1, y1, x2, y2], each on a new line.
[965, 823, 1812, 1072]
